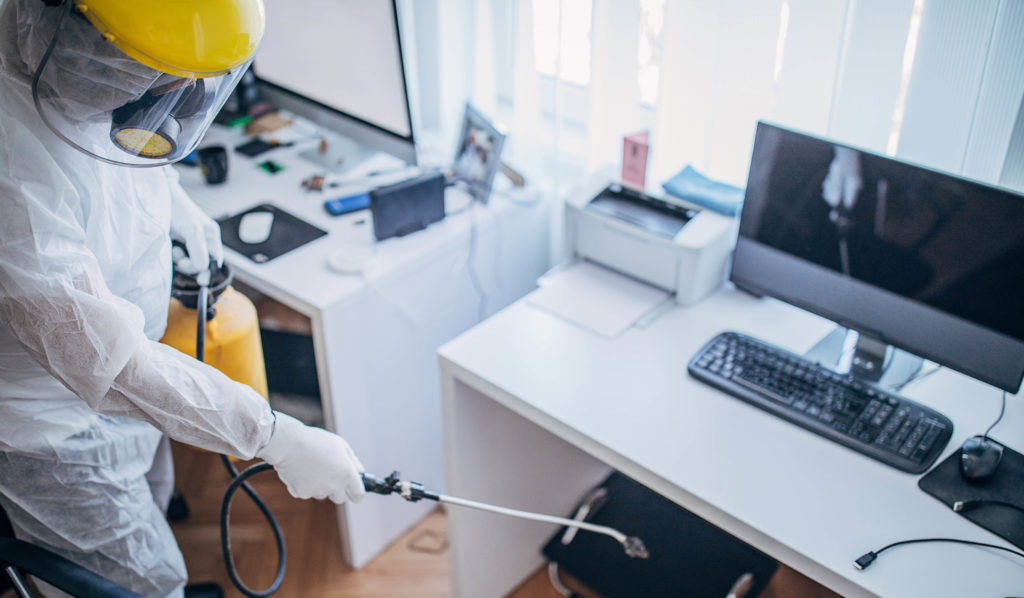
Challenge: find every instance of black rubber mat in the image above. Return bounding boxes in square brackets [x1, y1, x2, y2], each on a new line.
[919, 438, 1024, 550]
[218, 204, 326, 264]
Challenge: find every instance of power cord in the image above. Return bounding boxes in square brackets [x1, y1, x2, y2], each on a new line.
[857, 390, 1019, 576]
[466, 203, 488, 322]
[888, 363, 942, 392]
[983, 391, 1007, 440]
[444, 180, 489, 321]
[854, 538, 1024, 570]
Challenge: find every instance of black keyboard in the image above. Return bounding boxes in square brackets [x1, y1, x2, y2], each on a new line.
[688, 332, 953, 474]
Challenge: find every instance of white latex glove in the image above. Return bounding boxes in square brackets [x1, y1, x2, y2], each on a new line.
[257, 412, 367, 504]
[169, 188, 223, 278]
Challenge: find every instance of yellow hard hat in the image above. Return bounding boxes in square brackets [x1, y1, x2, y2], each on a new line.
[73, 0, 266, 77]
[32, 0, 266, 166]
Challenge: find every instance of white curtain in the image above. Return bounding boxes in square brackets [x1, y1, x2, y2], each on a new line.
[405, 0, 1024, 192]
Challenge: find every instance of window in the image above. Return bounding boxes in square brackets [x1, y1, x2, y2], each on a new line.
[637, 0, 665, 106]
[532, 0, 592, 86]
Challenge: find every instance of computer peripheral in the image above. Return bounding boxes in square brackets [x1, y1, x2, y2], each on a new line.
[959, 435, 1004, 481]
[731, 122, 1024, 394]
[689, 332, 953, 474]
[691, 121, 1024, 474]
[237, 210, 274, 244]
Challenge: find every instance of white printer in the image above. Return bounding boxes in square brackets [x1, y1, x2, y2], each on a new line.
[564, 171, 737, 305]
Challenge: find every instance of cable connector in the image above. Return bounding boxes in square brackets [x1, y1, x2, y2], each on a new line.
[853, 551, 877, 570]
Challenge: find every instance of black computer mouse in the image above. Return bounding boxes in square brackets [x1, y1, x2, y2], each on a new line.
[959, 435, 1004, 481]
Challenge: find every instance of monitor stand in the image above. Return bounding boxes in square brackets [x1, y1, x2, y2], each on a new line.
[298, 133, 377, 175]
[804, 327, 923, 390]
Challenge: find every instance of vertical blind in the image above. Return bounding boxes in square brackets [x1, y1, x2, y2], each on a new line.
[406, 0, 1023, 192]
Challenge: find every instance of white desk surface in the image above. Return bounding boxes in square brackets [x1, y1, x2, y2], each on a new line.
[438, 286, 1024, 598]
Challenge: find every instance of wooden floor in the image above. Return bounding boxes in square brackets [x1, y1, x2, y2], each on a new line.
[171, 444, 840, 598]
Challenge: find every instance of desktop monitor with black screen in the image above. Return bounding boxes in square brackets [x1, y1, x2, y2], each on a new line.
[731, 122, 1024, 393]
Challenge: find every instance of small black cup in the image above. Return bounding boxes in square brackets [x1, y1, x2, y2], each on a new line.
[197, 145, 228, 184]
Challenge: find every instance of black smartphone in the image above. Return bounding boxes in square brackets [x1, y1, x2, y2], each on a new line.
[236, 138, 276, 157]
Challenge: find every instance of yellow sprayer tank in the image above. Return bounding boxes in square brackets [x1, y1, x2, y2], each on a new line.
[161, 263, 268, 399]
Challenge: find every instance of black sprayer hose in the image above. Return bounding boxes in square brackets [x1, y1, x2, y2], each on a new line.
[195, 285, 207, 363]
[194, 277, 287, 596]
[219, 462, 287, 597]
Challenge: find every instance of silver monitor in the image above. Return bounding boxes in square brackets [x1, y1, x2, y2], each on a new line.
[254, 0, 416, 165]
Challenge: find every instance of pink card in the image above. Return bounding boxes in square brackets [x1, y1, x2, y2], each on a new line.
[621, 130, 650, 188]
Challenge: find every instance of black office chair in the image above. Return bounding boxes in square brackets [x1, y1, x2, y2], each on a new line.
[0, 504, 143, 598]
[1, 505, 224, 598]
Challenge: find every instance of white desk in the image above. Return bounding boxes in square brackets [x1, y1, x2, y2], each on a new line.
[177, 126, 552, 567]
[438, 286, 1024, 597]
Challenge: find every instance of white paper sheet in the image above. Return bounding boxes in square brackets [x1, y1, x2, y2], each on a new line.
[529, 261, 670, 338]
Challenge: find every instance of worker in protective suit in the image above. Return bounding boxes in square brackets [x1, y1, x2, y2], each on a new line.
[0, 1, 365, 596]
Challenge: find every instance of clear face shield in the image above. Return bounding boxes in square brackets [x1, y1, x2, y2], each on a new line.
[31, 1, 251, 167]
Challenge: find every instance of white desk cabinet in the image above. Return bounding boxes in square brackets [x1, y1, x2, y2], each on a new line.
[178, 132, 552, 567]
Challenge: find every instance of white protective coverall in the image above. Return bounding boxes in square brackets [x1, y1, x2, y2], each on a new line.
[0, 2, 364, 596]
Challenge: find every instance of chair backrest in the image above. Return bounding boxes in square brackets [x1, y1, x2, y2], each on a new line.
[1, 503, 13, 595]
[0, 503, 12, 537]
[0, 504, 143, 598]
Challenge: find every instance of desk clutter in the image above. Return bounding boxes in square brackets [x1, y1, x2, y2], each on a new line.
[661, 165, 745, 217]
[919, 439, 1024, 551]
[218, 204, 327, 264]
[369, 171, 446, 241]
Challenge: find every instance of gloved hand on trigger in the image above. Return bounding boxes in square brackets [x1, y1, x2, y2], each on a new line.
[170, 189, 224, 281]
[257, 412, 367, 504]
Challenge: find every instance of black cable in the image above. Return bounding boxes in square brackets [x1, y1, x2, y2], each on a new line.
[854, 538, 1024, 570]
[219, 462, 286, 597]
[983, 391, 1007, 440]
[889, 363, 941, 392]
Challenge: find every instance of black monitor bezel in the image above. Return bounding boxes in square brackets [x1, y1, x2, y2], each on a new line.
[732, 121, 1024, 393]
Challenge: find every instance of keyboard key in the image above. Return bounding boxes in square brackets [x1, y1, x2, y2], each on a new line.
[688, 332, 953, 473]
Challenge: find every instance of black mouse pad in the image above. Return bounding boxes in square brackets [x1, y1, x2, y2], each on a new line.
[918, 439, 1024, 550]
[542, 473, 777, 598]
[218, 203, 327, 264]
